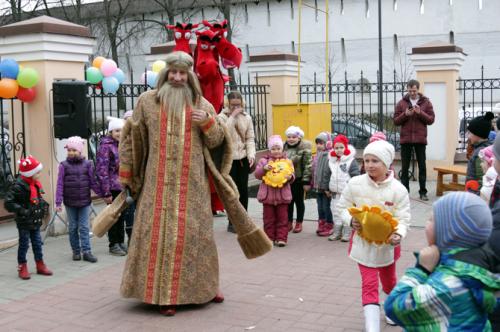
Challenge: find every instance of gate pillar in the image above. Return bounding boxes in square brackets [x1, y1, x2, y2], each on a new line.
[0, 16, 95, 232]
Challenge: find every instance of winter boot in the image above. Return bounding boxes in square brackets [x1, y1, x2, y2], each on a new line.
[316, 219, 326, 234]
[341, 225, 352, 242]
[292, 222, 303, 233]
[159, 305, 176, 316]
[328, 223, 342, 241]
[363, 304, 380, 332]
[35, 260, 53, 276]
[17, 263, 30, 280]
[83, 252, 98, 263]
[212, 291, 225, 303]
[318, 222, 334, 237]
[288, 221, 294, 232]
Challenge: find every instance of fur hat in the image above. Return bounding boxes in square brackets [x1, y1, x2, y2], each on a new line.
[433, 192, 492, 250]
[363, 140, 395, 169]
[331, 134, 351, 157]
[64, 136, 85, 153]
[369, 131, 386, 143]
[19, 155, 43, 177]
[268, 135, 284, 149]
[468, 111, 494, 139]
[107, 116, 125, 132]
[285, 126, 304, 138]
[493, 134, 500, 160]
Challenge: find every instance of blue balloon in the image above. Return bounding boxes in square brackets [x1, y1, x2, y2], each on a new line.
[0, 59, 19, 79]
[147, 71, 157, 88]
[112, 68, 125, 84]
[102, 76, 119, 94]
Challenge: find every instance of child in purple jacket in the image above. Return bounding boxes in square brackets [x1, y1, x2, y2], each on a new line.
[56, 136, 100, 263]
[254, 135, 295, 247]
[96, 116, 127, 256]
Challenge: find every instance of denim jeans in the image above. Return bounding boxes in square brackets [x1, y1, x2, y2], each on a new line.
[66, 205, 91, 254]
[18, 228, 43, 264]
[316, 192, 333, 223]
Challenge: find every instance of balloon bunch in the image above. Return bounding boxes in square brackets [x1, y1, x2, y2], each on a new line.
[86, 56, 125, 94]
[0, 58, 39, 102]
[141, 60, 166, 88]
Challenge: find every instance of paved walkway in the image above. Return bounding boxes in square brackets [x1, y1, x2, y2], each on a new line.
[0, 182, 434, 332]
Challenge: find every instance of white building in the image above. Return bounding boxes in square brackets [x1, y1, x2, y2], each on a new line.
[102, 0, 500, 85]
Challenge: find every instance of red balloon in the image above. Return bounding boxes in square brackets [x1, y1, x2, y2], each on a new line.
[16, 87, 36, 103]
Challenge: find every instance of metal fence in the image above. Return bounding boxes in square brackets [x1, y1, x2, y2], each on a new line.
[0, 98, 27, 198]
[86, 70, 270, 159]
[457, 66, 500, 152]
[299, 70, 405, 151]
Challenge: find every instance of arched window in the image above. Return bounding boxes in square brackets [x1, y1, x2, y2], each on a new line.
[449, 31, 455, 44]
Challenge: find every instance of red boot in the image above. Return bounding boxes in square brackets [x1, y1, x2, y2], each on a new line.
[18, 263, 30, 280]
[288, 221, 294, 232]
[159, 305, 176, 316]
[316, 220, 326, 235]
[35, 260, 53, 276]
[212, 291, 224, 303]
[318, 222, 333, 237]
[292, 222, 302, 233]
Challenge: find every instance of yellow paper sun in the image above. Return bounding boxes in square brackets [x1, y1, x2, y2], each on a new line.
[262, 159, 294, 188]
[348, 205, 399, 245]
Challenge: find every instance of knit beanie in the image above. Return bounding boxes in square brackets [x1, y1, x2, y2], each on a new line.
[18, 155, 43, 177]
[268, 135, 284, 149]
[433, 192, 492, 250]
[64, 136, 85, 153]
[315, 132, 329, 144]
[369, 131, 386, 143]
[123, 110, 133, 120]
[285, 126, 304, 138]
[493, 134, 500, 160]
[478, 146, 495, 167]
[467, 111, 494, 139]
[363, 140, 395, 169]
[331, 134, 351, 157]
[107, 116, 125, 132]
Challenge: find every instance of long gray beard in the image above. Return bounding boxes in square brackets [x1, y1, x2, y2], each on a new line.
[157, 82, 193, 113]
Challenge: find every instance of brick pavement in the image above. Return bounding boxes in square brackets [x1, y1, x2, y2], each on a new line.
[0, 196, 430, 332]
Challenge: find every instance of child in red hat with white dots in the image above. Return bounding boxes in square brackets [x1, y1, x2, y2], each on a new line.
[4, 155, 52, 280]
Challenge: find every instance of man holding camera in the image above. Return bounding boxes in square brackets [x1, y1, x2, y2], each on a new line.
[394, 79, 435, 201]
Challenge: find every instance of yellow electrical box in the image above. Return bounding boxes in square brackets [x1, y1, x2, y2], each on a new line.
[272, 102, 332, 152]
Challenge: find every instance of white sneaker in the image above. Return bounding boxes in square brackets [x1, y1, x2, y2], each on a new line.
[385, 315, 397, 326]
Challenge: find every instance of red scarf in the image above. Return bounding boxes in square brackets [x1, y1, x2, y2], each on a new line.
[21, 176, 44, 204]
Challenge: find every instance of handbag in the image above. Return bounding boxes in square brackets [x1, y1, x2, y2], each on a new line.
[92, 190, 134, 237]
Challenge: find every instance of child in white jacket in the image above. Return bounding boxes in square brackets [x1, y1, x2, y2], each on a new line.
[328, 134, 360, 241]
[337, 140, 411, 332]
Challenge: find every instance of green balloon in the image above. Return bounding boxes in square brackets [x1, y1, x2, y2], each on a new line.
[17, 68, 39, 88]
[86, 66, 103, 84]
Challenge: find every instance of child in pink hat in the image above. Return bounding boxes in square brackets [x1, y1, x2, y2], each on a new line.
[55, 136, 101, 263]
[254, 135, 295, 246]
[478, 145, 497, 202]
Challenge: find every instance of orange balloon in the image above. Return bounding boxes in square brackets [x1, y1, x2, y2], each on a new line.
[92, 56, 106, 69]
[0, 78, 19, 99]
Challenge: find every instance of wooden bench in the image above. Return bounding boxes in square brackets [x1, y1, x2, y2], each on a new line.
[434, 165, 467, 196]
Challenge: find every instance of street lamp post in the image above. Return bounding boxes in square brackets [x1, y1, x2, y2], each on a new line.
[377, 0, 384, 130]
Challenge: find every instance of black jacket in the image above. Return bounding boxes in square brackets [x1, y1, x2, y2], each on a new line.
[4, 177, 49, 230]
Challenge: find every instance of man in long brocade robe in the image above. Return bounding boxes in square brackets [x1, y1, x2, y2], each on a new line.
[118, 51, 226, 316]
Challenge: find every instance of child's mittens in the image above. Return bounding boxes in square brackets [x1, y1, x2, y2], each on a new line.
[417, 245, 440, 273]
